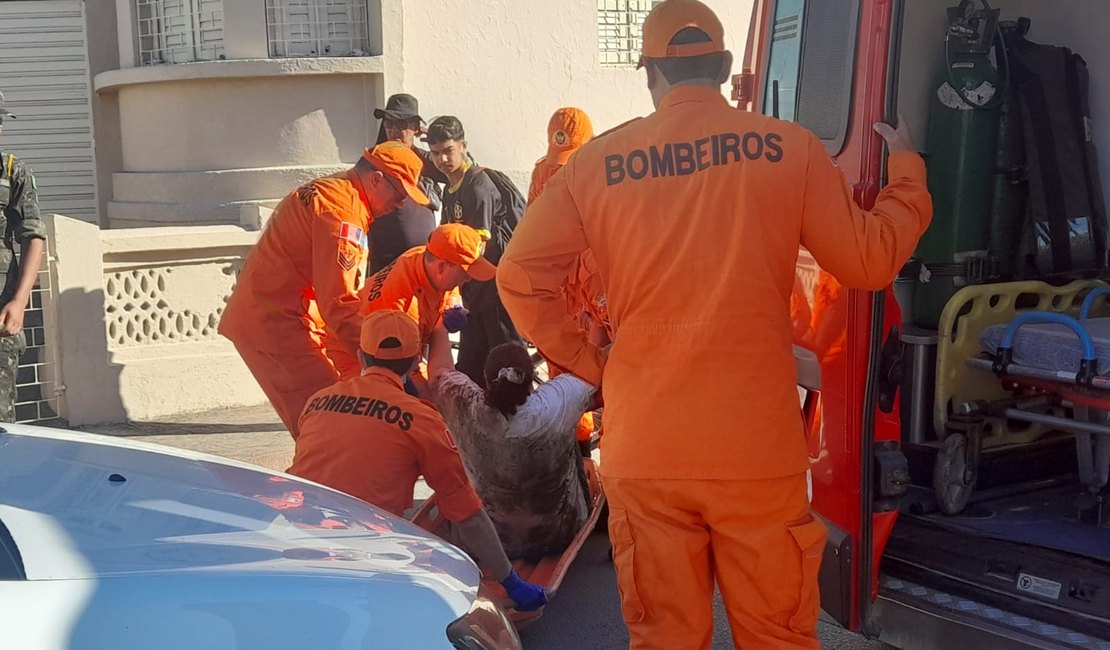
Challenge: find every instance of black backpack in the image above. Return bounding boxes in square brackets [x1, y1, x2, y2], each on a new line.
[477, 167, 526, 256]
[1005, 26, 1108, 279]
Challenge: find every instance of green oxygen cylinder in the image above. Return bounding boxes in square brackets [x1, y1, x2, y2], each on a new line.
[913, 1, 1003, 329]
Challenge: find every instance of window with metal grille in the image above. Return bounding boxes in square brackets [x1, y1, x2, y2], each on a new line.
[136, 0, 225, 66]
[597, 0, 663, 67]
[266, 0, 370, 58]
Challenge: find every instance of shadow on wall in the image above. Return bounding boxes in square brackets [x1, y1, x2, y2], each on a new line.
[53, 285, 126, 428]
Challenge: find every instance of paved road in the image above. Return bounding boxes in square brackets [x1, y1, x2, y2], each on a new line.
[82, 406, 892, 649]
[519, 529, 891, 650]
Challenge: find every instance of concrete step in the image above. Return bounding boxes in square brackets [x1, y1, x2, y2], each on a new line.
[107, 198, 281, 228]
[112, 165, 348, 204]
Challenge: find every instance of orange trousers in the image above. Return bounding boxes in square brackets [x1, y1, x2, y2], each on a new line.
[604, 472, 825, 650]
[233, 343, 341, 440]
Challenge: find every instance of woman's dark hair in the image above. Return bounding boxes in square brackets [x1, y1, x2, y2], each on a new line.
[483, 343, 535, 418]
[426, 116, 466, 145]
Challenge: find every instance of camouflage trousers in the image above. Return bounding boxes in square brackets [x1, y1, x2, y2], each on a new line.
[0, 332, 26, 422]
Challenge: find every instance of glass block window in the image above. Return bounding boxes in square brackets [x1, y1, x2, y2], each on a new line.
[597, 0, 663, 67]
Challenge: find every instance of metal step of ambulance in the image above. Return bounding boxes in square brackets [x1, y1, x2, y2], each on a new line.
[874, 575, 1110, 650]
[884, 516, 1110, 634]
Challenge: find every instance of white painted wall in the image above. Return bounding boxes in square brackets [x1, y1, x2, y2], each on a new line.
[398, 0, 754, 189]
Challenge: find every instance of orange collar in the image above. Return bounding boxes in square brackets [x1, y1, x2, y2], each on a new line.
[658, 84, 728, 112]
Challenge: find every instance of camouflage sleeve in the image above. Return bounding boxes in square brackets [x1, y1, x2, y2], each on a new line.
[7, 159, 45, 245]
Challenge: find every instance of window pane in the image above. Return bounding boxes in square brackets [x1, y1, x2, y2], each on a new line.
[763, 0, 805, 120]
[266, 0, 370, 58]
[796, 0, 859, 151]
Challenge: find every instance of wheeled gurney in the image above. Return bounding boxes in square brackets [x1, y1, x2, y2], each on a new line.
[929, 280, 1110, 521]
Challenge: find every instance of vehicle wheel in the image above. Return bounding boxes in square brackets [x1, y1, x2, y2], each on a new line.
[933, 432, 977, 515]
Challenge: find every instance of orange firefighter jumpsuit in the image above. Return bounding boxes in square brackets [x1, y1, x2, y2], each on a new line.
[288, 311, 483, 522]
[219, 142, 429, 439]
[360, 224, 495, 340]
[360, 245, 452, 344]
[497, 3, 932, 647]
[529, 110, 602, 441]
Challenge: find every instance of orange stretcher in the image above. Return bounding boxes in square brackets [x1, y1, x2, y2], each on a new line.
[409, 457, 607, 629]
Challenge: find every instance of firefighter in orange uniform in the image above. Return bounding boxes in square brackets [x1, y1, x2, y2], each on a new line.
[359, 223, 494, 394]
[288, 310, 548, 611]
[360, 223, 494, 344]
[496, 1, 932, 647]
[219, 142, 430, 440]
[528, 107, 594, 203]
[528, 108, 604, 443]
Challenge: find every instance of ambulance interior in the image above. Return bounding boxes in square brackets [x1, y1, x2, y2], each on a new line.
[878, 0, 1110, 635]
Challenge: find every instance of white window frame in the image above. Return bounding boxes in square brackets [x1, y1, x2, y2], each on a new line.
[266, 0, 371, 58]
[135, 0, 225, 66]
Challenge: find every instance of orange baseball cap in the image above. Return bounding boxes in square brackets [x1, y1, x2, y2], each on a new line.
[427, 224, 497, 282]
[360, 310, 421, 360]
[363, 142, 431, 207]
[546, 107, 594, 166]
[637, 0, 726, 69]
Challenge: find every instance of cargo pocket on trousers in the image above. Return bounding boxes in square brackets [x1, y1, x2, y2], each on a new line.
[609, 507, 646, 623]
[787, 515, 827, 635]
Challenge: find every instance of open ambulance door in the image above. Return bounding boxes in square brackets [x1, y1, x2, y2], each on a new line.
[743, 0, 910, 635]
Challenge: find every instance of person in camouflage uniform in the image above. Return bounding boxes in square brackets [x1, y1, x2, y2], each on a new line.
[0, 90, 46, 422]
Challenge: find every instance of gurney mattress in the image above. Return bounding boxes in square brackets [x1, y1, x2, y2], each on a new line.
[981, 317, 1110, 374]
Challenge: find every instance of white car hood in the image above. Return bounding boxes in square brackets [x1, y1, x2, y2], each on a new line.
[0, 425, 479, 598]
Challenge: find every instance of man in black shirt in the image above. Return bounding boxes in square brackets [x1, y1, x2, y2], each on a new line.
[368, 94, 443, 273]
[426, 116, 525, 383]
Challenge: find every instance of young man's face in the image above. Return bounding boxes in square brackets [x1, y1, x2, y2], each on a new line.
[384, 117, 420, 146]
[429, 139, 467, 176]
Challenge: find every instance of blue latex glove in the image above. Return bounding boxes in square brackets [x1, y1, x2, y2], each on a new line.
[443, 305, 469, 333]
[501, 569, 548, 611]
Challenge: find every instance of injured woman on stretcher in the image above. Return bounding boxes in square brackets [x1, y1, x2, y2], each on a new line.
[422, 326, 596, 560]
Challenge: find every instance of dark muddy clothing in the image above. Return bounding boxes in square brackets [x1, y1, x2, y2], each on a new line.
[429, 370, 593, 560]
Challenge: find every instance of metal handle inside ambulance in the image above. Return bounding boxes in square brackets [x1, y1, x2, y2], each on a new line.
[1079, 286, 1110, 319]
[993, 312, 1098, 384]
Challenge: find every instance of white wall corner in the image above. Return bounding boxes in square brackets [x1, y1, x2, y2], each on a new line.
[239, 204, 274, 231]
[115, 0, 137, 69]
[375, 0, 405, 96]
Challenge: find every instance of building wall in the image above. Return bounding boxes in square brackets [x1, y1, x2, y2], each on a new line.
[398, 0, 754, 190]
[86, 0, 122, 226]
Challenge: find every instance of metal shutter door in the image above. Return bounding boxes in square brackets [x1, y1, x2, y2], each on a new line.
[0, 0, 97, 221]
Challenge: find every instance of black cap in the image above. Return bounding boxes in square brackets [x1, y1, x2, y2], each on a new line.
[373, 93, 422, 123]
[0, 90, 16, 119]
